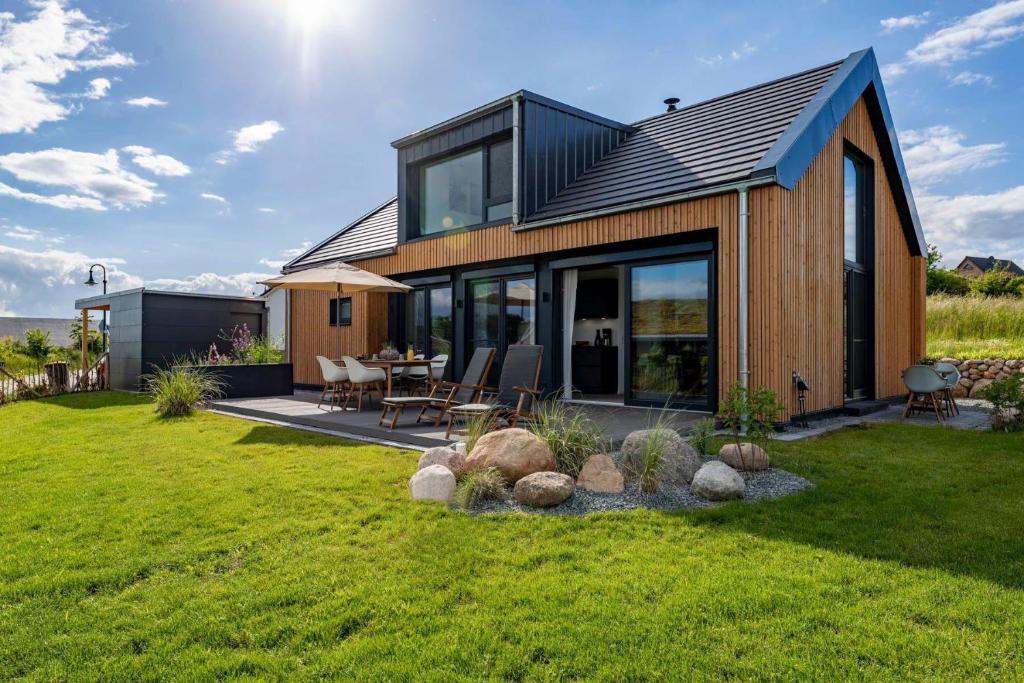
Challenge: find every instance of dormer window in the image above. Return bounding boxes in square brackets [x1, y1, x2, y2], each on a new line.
[416, 137, 512, 236]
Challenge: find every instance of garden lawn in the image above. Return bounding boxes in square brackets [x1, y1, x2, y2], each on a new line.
[2, 394, 1024, 681]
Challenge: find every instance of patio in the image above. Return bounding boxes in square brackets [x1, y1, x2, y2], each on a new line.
[210, 390, 704, 450]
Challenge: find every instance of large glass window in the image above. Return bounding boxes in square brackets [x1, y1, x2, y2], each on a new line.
[844, 154, 866, 264]
[429, 287, 453, 356]
[405, 285, 453, 363]
[328, 297, 352, 326]
[420, 149, 483, 235]
[629, 259, 710, 405]
[417, 138, 513, 235]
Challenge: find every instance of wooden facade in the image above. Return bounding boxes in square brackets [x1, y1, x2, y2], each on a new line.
[289, 94, 926, 418]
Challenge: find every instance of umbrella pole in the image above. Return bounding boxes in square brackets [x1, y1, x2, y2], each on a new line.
[335, 283, 342, 360]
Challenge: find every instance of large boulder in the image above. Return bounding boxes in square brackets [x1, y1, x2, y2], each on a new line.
[620, 428, 701, 485]
[409, 464, 456, 503]
[417, 446, 465, 476]
[690, 461, 745, 501]
[718, 442, 769, 471]
[465, 428, 556, 484]
[514, 471, 574, 508]
[576, 454, 624, 493]
[970, 378, 994, 398]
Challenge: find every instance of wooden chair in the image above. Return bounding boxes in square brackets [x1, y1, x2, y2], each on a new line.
[378, 348, 493, 430]
[902, 365, 947, 422]
[342, 356, 386, 412]
[444, 345, 544, 439]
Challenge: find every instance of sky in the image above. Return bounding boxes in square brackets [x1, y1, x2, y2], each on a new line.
[1, 0, 1023, 317]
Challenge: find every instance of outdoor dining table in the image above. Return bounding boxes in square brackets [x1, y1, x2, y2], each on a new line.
[332, 358, 433, 398]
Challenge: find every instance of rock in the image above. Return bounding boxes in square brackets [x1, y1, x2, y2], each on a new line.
[417, 446, 465, 476]
[978, 364, 989, 372]
[983, 371, 997, 380]
[718, 442, 769, 471]
[1007, 360, 1019, 369]
[970, 378, 994, 398]
[465, 428, 556, 484]
[690, 461, 745, 501]
[620, 429, 702, 485]
[409, 464, 456, 503]
[576, 454, 625, 493]
[939, 357, 959, 365]
[513, 471, 574, 507]
[453, 441, 467, 457]
[951, 384, 969, 399]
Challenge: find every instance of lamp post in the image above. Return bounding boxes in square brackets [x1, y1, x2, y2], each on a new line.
[84, 264, 108, 352]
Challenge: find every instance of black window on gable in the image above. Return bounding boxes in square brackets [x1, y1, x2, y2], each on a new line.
[329, 297, 352, 326]
[414, 136, 513, 237]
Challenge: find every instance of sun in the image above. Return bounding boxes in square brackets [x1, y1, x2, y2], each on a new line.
[285, 0, 342, 34]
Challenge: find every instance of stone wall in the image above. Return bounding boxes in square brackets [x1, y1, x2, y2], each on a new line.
[938, 358, 1024, 398]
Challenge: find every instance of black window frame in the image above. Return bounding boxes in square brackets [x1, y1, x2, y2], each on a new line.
[328, 296, 352, 327]
[410, 134, 513, 239]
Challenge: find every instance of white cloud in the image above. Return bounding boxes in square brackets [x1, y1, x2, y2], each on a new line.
[124, 96, 167, 108]
[122, 145, 190, 177]
[0, 0, 134, 134]
[3, 225, 42, 241]
[901, 126, 1006, 187]
[83, 76, 110, 99]
[259, 241, 312, 270]
[257, 207, 276, 213]
[215, 120, 284, 164]
[697, 54, 723, 66]
[146, 272, 273, 297]
[950, 70, 993, 86]
[200, 192, 227, 203]
[918, 186, 1024, 267]
[0, 147, 161, 210]
[880, 12, 930, 32]
[698, 42, 756, 66]
[880, 62, 908, 80]
[887, 1, 1024, 79]
[0, 242, 142, 317]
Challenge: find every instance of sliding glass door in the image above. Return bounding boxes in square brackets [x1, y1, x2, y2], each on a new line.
[626, 257, 712, 409]
[467, 275, 535, 382]
[405, 284, 453, 376]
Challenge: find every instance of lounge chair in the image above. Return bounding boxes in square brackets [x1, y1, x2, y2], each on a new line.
[377, 347, 494, 430]
[444, 344, 544, 439]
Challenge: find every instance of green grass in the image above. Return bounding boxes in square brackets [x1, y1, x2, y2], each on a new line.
[928, 294, 1024, 358]
[2, 393, 1024, 680]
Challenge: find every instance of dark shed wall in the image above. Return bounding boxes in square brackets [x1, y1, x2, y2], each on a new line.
[139, 293, 267, 376]
[107, 291, 144, 391]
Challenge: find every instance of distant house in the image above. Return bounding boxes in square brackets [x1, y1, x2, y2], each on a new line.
[954, 256, 1024, 278]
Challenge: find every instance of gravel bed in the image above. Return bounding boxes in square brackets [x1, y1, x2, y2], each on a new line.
[472, 457, 812, 516]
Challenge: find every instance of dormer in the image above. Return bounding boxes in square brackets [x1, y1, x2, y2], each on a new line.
[391, 91, 634, 243]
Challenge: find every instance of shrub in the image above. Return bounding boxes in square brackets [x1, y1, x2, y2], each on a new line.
[927, 268, 970, 296]
[454, 467, 508, 509]
[637, 428, 670, 493]
[528, 401, 609, 477]
[464, 410, 498, 455]
[688, 417, 716, 455]
[970, 269, 1024, 298]
[145, 366, 224, 417]
[980, 375, 1024, 432]
[716, 382, 786, 451]
[23, 329, 52, 369]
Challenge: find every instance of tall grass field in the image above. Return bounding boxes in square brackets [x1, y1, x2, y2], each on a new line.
[927, 295, 1024, 359]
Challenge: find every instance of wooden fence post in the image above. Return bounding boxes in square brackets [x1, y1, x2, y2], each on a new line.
[81, 310, 89, 373]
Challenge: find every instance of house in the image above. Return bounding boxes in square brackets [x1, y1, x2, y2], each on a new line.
[279, 47, 926, 419]
[954, 255, 1024, 279]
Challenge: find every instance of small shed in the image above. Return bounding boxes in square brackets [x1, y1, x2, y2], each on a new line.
[74, 288, 268, 391]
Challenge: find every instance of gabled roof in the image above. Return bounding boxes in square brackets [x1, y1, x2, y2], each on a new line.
[284, 198, 397, 272]
[958, 255, 1024, 276]
[284, 48, 925, 271]
[526, 59, 841, 221]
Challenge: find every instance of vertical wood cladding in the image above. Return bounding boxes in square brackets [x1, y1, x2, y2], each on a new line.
[291, 95, 925, 418]
[289, 291, 388, 386]
[772, 96, 926, 415]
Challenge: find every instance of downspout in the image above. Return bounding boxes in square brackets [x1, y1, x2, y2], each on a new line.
[511, 93, 523, 226]
[738, 187, 750, 396]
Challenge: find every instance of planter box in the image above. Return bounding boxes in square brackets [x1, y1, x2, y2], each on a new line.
[185, 363, 293, 399]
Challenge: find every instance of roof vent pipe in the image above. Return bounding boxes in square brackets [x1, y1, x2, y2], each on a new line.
[663, 97, 680, 112]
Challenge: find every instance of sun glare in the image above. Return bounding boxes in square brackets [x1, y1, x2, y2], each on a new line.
[286, 0, 345, 34]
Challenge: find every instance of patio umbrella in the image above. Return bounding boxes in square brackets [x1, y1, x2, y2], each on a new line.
[260, 262, 411, 359]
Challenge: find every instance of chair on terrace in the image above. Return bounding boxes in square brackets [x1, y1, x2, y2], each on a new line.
[377, 348, 494, 430]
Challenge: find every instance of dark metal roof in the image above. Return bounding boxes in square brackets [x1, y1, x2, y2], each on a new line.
[958, 255, 1024, 276]
[284, 198, 398, 272]
[525, 59, 841, 221]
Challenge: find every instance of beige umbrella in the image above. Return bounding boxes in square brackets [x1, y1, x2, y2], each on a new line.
[260, 262, 411, 359]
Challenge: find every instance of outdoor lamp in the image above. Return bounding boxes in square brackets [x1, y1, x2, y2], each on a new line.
[85, 263, 109, 353]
